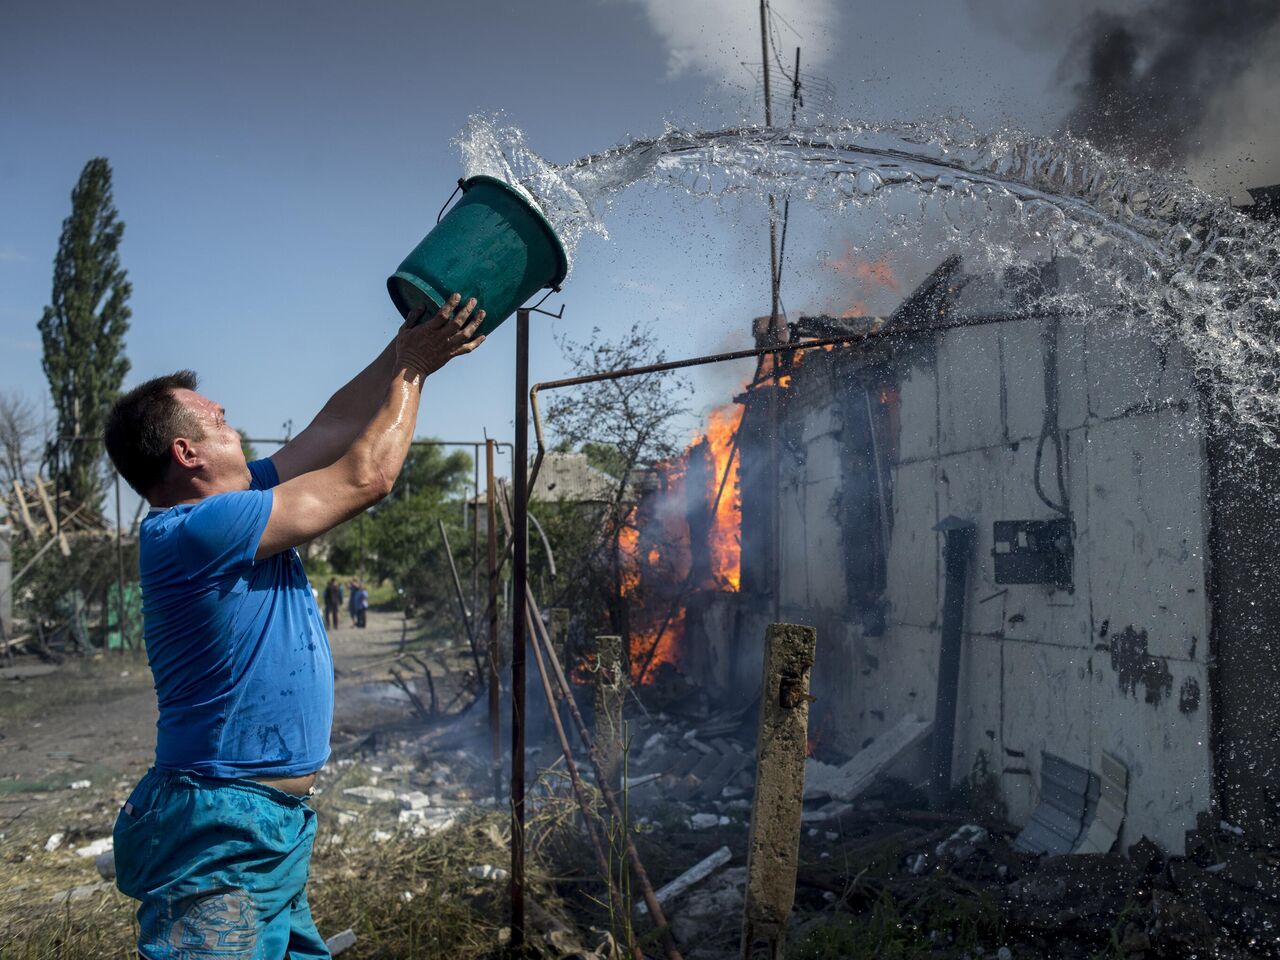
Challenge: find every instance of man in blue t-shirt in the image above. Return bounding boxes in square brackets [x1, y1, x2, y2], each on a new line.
[103, 294, 485, 959]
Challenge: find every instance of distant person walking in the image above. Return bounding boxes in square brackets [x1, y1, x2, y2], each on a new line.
[354, 583, 370, 628]
[348, 579, 360, 626]
[323, 577, 343, 630]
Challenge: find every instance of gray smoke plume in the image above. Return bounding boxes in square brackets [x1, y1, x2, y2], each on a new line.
[1059, 0, 1280, 166]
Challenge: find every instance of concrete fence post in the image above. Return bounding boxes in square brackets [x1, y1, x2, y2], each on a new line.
[591, 635, 625, 793]
[741, 622, 816, 960]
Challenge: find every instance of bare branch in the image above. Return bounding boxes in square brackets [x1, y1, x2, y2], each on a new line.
[0, 390, 39, 488]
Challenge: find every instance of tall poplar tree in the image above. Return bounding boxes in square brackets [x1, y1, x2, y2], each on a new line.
[38, 158, 132, 512]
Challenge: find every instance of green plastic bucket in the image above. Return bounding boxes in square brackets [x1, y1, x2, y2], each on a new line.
[388, 175, 568, 337]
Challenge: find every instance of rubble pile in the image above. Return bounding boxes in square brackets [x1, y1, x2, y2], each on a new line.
[613, 785, 1280, 958]
[523, 676, 1280, 959]
[321, 731, 498, 842]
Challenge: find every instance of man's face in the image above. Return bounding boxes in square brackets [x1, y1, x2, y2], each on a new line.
[171, 388, 252, 491]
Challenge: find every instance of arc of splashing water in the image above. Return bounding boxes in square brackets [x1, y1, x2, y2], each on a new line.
[463, 116, 1280, 437]
[556, 126, 1174, 270]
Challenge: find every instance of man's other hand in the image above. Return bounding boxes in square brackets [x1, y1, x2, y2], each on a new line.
[396, 294, 486, 378]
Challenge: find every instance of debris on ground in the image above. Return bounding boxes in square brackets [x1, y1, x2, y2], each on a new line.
[74, 836, 112, 858]
[324, 927, 357, 956]
[638, 844, 732, 915]
[803, 713, 931, 802]
[341, 785, 396, 805]
[94, 850, 115, 880]
[49, 881, 112, 906]
[6, 613, 1280, 960]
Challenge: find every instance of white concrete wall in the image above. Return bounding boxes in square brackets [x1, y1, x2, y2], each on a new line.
[769, 299, 1213, 854]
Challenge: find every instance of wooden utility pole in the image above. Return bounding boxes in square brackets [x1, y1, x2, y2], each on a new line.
[760, 0, 781, 327]
[759, 0, 774, 126]
[791, 47, 801, 124]
[760, 0, 783, 623]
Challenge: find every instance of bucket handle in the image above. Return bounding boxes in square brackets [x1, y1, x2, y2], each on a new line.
[436, 178, 467, 224]
[525, 287, 564, 318]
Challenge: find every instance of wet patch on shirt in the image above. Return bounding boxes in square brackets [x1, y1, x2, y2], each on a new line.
[257, 725, 293, 762]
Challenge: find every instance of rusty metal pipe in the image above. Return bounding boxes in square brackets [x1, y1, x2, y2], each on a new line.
[523, 598, 642, 960]
[438, 518, 485, 690]
[472, 448, 480, 645]
[511, 309, 530, 954]
[524, 582, 683, 960]
[486, 439, 502, 799]
[527, 313, 1027, 499]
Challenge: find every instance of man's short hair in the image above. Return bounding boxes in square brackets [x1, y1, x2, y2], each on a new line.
[104, 370, 203, 497]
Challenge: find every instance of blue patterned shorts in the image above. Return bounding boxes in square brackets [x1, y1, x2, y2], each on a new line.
[113, 768, 328, 960]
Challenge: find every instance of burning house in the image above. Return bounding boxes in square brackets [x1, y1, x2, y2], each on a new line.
[629, 234, 1280, 857]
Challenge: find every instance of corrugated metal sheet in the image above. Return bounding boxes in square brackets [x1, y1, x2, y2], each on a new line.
[1076, 752, 1129, 854]
[1013, 752, 1098, 855]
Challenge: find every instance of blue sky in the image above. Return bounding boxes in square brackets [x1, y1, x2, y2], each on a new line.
[2, 0, 1275, 471]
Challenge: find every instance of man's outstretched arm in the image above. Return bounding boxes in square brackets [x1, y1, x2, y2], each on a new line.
[272, 315, 416, 484]
[256, 296, 485, 559]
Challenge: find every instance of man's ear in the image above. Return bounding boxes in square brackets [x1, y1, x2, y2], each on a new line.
[172, 436, 200, 469]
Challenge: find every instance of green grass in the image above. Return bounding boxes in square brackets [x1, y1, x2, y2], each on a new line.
[791, 883, 1006, 960]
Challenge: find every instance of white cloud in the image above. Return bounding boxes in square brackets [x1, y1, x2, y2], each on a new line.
[625, 0, 840, 88]
[0, 247, 29, 263]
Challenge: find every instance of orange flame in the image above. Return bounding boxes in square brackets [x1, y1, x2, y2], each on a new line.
[618, 520, 641, 594]
[632, 608, 686, 686]
[619, 400, 746, 685]
[703, 403, 744, 592]
[826, 245, 900, 288]
[824, 245, 900, 318]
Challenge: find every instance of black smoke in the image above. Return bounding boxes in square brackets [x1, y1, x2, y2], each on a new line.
[1061, 0, 1280, 167]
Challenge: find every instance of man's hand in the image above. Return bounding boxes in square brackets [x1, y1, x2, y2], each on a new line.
[396, 294, 487, 379]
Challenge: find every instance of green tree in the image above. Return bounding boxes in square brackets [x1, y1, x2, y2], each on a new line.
[325, 443, 474, 622]
[385, 444, 472, 504]
[238, 429, 259, 463]
[0, 390, 40, 488]
[38, 158, 132, 513]
[542, 322, 692, 656]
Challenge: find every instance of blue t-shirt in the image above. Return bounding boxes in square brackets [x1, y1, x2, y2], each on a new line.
[139, 459, 333, 779]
